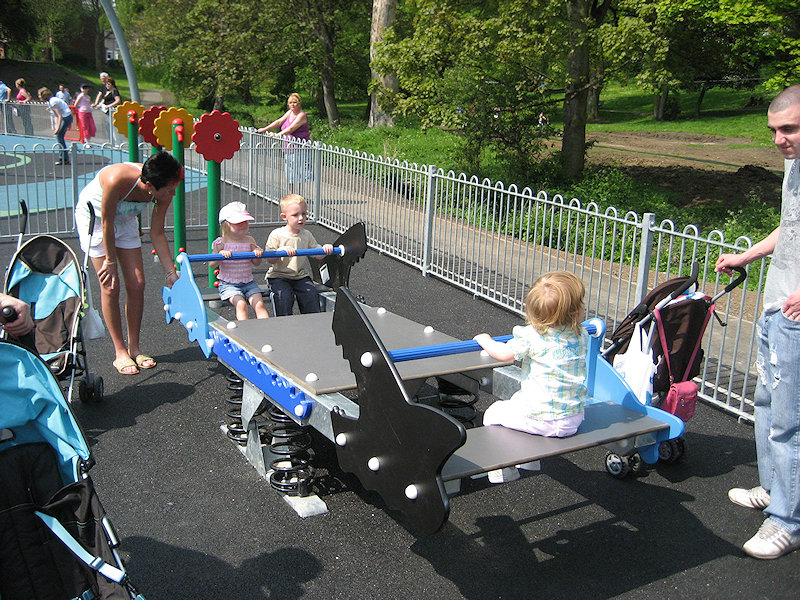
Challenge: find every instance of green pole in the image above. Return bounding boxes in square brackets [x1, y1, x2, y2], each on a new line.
[207, 159, 221, 288]
[127, 111, 139, 163]
[172, 120, 186, 261]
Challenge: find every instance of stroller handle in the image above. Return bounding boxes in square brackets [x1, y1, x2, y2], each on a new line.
[718, 266, 747, 297]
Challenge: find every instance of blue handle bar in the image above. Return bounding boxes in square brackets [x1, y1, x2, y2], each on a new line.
[186, 245, 344, 262]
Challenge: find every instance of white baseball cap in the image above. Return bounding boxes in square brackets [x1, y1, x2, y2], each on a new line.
[218, 201, 254, 224]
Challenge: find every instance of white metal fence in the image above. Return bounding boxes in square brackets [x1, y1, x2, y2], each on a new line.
[0, 103, 764, 422]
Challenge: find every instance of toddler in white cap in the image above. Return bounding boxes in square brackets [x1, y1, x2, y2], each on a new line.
[210, 202, 269, 319]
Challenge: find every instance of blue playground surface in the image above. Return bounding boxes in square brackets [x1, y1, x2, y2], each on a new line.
[0, 134, 206, 217]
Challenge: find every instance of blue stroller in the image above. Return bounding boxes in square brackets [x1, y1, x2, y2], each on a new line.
[2, 200, 104, 403]
[0, 339, 144, 599]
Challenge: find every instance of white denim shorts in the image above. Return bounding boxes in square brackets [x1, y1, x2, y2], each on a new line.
[76, 213, 141, 258]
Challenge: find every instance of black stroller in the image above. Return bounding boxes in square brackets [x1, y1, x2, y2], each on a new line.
[0, 338, 144, 599]
[602, 262, 747, 476]
[2, 200, 104, 403]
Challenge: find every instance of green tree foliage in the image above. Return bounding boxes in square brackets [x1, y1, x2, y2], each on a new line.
[118, 0, 369, 126]
[0, 0, 39, 53]
[373, 0, 571, 180]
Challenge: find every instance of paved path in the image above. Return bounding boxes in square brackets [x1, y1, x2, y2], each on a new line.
[2, 226, 795, 599]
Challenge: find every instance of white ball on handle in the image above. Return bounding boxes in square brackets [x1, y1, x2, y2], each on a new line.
[405, 484, 419, 500]
[368, 457, 380, 471]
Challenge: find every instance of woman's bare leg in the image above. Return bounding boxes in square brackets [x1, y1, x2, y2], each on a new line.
[91, 254, 135, 372]
[117, 247, 146, 359]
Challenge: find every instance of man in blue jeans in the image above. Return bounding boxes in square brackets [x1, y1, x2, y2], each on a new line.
[716, 84, 800, 559]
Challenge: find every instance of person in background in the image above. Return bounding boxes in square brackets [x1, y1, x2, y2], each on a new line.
[74, 83, 96, 147]
[257, 93, 312, 192]
[94, 77, 121, 115]
[716, 84, 800, 560]
[0, 81, 15, 134]
[93, 72, 109, 107]
[38, 87, 73, 166]
[56, 84, 72, 105]
[14, 78, 34, 135]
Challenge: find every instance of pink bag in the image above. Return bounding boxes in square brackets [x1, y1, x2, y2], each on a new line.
[655, 307, 711, 423]
[662, 380, 698, 421]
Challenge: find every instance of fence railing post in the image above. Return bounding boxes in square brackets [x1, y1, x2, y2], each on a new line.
[422, 164, 437, 276]
[312, 141, 323, 221]
[247, 130, 255, 199]
[635, 212, 656, 304]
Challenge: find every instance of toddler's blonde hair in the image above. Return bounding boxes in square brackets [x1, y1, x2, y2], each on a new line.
[525, 271, 586, 335]
[280, 193, 307, 213]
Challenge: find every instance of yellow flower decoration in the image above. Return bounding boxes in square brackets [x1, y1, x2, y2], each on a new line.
[152, 107, 194, 150]
[112, 101, 145, 136]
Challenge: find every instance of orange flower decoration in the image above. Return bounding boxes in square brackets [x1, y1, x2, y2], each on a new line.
[139, 105, 166, 146]
[112, 101, 145, 136]
[152, 107, 194, 150]
[192, 110, 242, 163]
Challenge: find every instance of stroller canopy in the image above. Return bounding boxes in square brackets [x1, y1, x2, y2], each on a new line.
[0, 342, 90, 482]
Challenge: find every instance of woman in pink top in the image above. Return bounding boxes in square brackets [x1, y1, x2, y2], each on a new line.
[14, 78, 33, 135]
[74, 83, 96, 145]
[256, 93, 313, 190]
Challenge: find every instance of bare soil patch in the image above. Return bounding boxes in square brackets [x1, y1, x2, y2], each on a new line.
[584, 130, 784, 208]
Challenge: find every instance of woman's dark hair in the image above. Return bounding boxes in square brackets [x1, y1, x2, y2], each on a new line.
[141, 151, 183, 190]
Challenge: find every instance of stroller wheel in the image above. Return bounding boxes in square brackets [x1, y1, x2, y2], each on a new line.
[605, 452, 631, 479]
[90, 375, 104, 402]
[659, 437, 686, 464]
[78, 377, 90, 403]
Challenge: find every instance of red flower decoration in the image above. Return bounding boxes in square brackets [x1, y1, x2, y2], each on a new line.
[139, 105, 166, 147]
[192, 110, 242, 163]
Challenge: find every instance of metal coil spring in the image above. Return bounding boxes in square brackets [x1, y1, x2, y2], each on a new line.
[437, 378, 478, 425]
[225, 371, 247, 445]
[267, 406, 314, 497]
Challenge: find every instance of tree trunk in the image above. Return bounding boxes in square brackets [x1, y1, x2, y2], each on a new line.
[587, 65, 603, 122]
[312, 20, 340, 128]
[368, 0, 397, 128]
[694, 82, 707, 118]
[653, 86, 668, 121]
[562, 0, 590, 179]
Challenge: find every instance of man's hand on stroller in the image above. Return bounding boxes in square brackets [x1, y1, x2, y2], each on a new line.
[715, 252, 748, 275]
[0, 294, 34, 337]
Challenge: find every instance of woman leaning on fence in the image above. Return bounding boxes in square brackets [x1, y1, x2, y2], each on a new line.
[257, 93, 313, 192]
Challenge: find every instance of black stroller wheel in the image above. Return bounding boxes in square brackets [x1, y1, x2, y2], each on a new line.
[77, 377, 89, 403]
[90, 375, 104, 402]
[658, 437, 686, 464]
[605, 452, 631, 479]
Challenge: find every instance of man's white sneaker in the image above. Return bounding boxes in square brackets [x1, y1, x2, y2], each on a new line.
[487, 467, 520, 484]
[743, 518, 800, 559]
[728, 485, 771, 510]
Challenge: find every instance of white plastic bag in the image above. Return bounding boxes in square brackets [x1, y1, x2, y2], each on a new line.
[82, 274, 106, 340]
[613, 321, 656, 405]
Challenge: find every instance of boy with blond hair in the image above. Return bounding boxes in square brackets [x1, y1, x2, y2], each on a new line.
[265, 194, 333, 315]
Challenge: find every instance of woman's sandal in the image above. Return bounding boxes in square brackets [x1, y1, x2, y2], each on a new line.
[135, 354, 157, 369]
[113, 357, 139, 375]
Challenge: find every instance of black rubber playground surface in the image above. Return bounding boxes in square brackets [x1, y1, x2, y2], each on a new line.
[2, 224, 798, 599]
